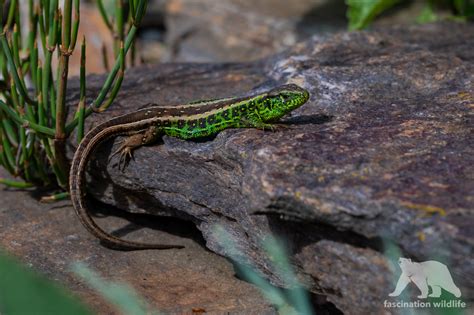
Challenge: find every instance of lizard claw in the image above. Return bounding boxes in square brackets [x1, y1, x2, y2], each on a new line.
[109, 141, 134, 171]
[118, 147, 134, 171]
[108, 141, 124, 164]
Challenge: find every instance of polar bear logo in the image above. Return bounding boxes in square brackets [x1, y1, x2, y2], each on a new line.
[389, 258, 461, 299]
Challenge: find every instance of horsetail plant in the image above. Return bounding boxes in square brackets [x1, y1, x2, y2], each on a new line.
[0, 1, 148, 195]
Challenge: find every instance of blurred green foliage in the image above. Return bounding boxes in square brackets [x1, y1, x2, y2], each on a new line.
[0, 251, 156, 315]
[72, 262, 154, 315]
[346, 0, 474, 30]
[347, 0, 402, 30]
[212, 225, 314, 315]
[0, 251, 92, 315]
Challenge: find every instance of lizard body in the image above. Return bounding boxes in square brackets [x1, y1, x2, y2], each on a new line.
[69, 84, 310, 250]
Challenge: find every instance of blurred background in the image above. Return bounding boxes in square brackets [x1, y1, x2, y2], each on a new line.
[16, 0, 471, 75]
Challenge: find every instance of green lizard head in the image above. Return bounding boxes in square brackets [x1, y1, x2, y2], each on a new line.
[260, 84, 310, 121]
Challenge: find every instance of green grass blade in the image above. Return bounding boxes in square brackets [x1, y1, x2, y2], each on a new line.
[211, 226, 292, 312]
[72, 262, 152, 315]
[263, 237, 314, 315]
[0, 251, 93, 315]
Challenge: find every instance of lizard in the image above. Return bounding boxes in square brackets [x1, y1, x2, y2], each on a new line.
[69, 84, 310, 250]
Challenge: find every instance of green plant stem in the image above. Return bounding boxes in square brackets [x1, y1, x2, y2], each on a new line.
[0, 0, 4, 26]
[48, 0, 59, 32]
[42, 8, 60, 121]
[97, 0, 113, 32]
[4, 0, 17, 31]
[96, 41, 124, 112]
[0, 100, 55, 136]
[55, 54, 68, 140]
[0, 34, 36, 106]
[66, 20, 140, 134]
[77, 37, 86, 143]
[11, 25, 21, 67]
[70, 0, 80, 51]
[56, 0, 73, 138]
[53, 0, 74, 187]
[0, 139, 14, 174]
[101, 43, 110, 72]
[0, 178, 33, 188]
[37, 63, 45, 126]
[40, 191, 69, 202]
[27, 0, 38, 81]
[1, 125, 16, 173]
[0, 0, 147, 189]
[115, 0, 124, 55]
[39, 0, 48, 32]
[1, 115, 18, 146]
[18, 128, 29, 179]
[37, 5, 47, 55]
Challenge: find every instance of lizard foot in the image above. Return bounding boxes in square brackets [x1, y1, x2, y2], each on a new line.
[109, 141, 135, 171]
[108, 133, 145, 171]
[118, 147, 134, 171]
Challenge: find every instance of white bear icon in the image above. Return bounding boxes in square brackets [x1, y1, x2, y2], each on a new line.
[389, 258, 461, 299]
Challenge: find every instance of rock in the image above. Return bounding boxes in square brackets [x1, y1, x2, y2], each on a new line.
[162, 0, 345, 62]
[0, 170, 275, 314]
[65, 22, 473, 314]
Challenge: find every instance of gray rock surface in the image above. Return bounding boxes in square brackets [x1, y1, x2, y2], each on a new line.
[0, 170, 277, 314]
[65, 22, 473, 314]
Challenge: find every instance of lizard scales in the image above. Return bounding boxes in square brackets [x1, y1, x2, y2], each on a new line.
[69, 84, 310, 250]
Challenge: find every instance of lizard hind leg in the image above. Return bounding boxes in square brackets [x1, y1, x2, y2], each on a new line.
[110, 134, 142, 171]
[111, 127, 162, 171]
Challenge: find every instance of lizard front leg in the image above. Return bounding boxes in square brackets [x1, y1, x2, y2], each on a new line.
[241, 113, 287, 131]
[112, 126, 162, 170]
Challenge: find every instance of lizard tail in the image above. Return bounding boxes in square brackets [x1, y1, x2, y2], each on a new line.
[69, 118, 184, 250]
